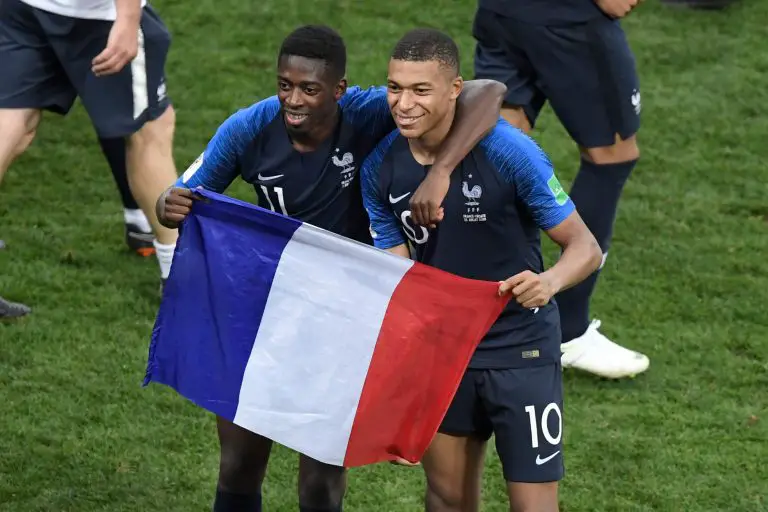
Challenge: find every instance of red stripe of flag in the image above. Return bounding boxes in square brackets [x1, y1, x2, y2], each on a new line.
[343, 262, 510, 467]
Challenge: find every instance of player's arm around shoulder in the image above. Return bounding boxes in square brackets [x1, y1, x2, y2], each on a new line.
[410, 79, 507, 227]
[157, 98, 281, 229]
[483, 123, 602, 307]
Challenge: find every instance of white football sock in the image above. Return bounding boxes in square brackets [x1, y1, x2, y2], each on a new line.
[153, 240, 176, 279]
[124, 208, 152, 234]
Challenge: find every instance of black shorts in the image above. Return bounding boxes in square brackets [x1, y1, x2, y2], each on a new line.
[472, 7, 641, 148]
[439, 364, 564, 483]
[0, 0, 171, 138]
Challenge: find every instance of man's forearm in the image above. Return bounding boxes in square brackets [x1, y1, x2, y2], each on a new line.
[431, 79, 507, 176]
[114, 0, 142, 23]
[543, 235, 602, 294]
[385, 244, 411, 259]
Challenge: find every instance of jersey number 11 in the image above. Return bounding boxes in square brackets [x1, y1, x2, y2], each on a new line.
[261, 185, 288, 215]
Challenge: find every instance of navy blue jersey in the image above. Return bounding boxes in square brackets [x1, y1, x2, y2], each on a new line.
[361, 119, 575, 369]
[478, 0, 603, 24]
[176, 86, 394, 243]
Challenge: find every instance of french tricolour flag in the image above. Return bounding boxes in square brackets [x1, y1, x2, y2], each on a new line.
[144, 189, 509, 467]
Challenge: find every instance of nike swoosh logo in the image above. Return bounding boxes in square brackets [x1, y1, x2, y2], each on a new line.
[535, 451, 560, 465]
[389, 192, 410, 204]
[258, 173, 284, 181]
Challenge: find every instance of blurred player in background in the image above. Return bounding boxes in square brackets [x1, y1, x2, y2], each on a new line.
[157, 24, 505, 512]
[98, 136, 157, 256]
[470, 0, 650, 379]
[362, 28, 602, 511]
[0, 0, 178, 293]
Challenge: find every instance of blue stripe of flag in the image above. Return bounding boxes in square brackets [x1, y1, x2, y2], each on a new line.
[144, 189, 302, 421]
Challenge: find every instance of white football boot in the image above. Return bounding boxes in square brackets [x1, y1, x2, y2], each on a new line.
[560, 320, 650, 379]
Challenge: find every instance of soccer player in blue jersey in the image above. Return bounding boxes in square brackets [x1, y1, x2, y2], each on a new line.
[468, 0, 650, 379]
[155, 25, 506, 512]
[361, 29, 602, 511]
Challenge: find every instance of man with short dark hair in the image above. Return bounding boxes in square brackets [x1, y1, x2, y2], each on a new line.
[157, 24, 506, 512]
[362, 28, 602, 511]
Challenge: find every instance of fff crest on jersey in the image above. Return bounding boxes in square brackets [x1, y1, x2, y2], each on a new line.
[462, 178, 487, 223]
[333, 148, 355, 189]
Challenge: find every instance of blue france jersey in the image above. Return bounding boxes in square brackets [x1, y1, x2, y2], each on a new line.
[361, 118, 575, 369]
[176, 86, 394, 243]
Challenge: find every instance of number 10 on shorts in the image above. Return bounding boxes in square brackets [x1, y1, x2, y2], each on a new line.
[525, 403, 562, 448]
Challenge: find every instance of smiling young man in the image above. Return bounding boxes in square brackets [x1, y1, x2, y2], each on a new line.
[361, 29, 602, 511]
[155, 25, 505, 512]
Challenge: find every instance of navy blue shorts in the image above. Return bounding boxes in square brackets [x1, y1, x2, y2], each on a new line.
[0, 0, 171, 138]
[472, 7, 641, 148]
[439, 364, 564, 483]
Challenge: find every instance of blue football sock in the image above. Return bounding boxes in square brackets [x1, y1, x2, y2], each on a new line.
[556, 157, 637, 342]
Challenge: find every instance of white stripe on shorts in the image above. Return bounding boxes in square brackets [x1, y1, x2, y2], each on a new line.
[131, 26, 148, 120]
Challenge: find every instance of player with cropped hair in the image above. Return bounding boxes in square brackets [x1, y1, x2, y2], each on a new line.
[362, 28, 602, 511]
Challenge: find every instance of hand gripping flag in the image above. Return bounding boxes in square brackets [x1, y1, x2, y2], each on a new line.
[144, 189, 510, 467]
